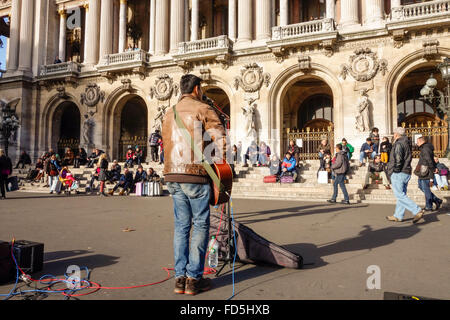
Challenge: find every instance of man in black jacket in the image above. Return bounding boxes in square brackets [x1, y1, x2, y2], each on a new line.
[149, 130, 161, 162]
[416, 136, 443, 212]
[386, 127, 424, 223]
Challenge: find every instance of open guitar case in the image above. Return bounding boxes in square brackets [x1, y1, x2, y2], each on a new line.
[209, 210, 303, 269]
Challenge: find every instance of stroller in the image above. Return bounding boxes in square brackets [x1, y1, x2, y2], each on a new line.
[59, 167, 80, 195]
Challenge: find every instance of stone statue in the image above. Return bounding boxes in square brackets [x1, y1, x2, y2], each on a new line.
[356, 89, 371, 132]
[82, 115, 95, 146]
[242, 99, 257, 139]
[153, 105, 168, 131]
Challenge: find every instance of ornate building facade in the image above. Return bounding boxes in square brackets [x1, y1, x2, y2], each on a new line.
[0, 0, 449, 161]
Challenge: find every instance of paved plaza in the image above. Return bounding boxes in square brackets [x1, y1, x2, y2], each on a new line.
[0, 192, 449, 300]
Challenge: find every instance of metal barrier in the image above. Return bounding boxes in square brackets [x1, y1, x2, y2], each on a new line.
[402, 119, 449, 158]
[286, 126, 334, 160]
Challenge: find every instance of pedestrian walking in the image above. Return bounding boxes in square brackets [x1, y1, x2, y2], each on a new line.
[415, 136, 443, 212]
[0, 149, 13, 200]
[386, 127, 425, 223]
[327, 144, 351, 205]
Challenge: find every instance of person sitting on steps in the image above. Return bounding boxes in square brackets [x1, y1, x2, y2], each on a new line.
[109, 168, 134, 196]
[363, 155, 391, 190]
[359, 138, 376, 167]
[280, 152, 298, 182]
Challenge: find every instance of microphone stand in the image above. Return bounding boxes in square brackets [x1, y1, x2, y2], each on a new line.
[202, 95, 235, 277]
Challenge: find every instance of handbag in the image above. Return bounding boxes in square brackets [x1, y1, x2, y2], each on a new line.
[414, 164, 429, 178]
[317, 170, 329, 184]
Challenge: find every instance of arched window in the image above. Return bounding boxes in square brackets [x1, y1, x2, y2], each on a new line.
[397, 86, 435, 124]
[297, 94, 333, 129]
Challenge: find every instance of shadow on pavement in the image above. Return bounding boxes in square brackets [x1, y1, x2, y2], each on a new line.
[44, 250, 94, 263]
[235, 204, 369, 225]
[283, 210, 445, 269]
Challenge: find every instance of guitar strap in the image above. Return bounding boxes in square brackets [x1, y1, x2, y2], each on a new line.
[173, 105, 224, 192]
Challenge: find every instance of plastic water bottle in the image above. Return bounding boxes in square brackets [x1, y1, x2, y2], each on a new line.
[208, 236, 219, 268]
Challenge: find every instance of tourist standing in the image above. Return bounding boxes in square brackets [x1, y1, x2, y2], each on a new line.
[386, 127, 424, 223]
[149, 129, 162, 162]
[98, 153, 109, 197]
[0, 149, 13, 200]
[415, 136, 442, 212]
[328, 144, 351, 205]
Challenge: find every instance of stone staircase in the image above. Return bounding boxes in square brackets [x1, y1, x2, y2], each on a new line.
[231, 159, 450, 206]
[12, 158, 450, 206]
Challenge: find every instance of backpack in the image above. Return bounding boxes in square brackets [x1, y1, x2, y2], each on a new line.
[149, 133, 160, 146]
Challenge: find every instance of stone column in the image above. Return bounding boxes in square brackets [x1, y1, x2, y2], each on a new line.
[85, 0, 100, 65]
[256, 0, 271, 40]
[170, 0, 184, 53]
[83, 3, 89, 62]
[58, 9, 67, 62]
[340, 0, 359, 27]
[184, 0, 189, 41]
[18, 0, 34, 73]
[365, 0, 384, 25]
[391, 0, 401, 8]
[118, 0, 127, 52]
[228, 0, 237, 40]
[6, 0, 21, 72]
[149, 0, 156, 54]
[280, 0, 288, 26]
[155, 0, 169, 55]
[238, 0, 252, 41]
[191, 0, 199, 41]
[99, 0, 114, 61]
[326, 0, 336, 20]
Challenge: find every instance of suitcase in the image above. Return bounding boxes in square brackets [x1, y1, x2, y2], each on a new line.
[263, 175, 277, 183]
[147, 181, 161, 197]
[135, 182, 143, 196]
[143, 182, 149, 196]
[280, 175, 294, 184]
[6, 176, 19, 192]
[54, 180, 62, 193]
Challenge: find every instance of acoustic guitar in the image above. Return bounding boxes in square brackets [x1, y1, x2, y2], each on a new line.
[210, 162, 233, 206]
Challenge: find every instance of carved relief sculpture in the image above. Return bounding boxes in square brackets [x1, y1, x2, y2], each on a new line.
[153, 105, 168, 132]
[234, 63, 271, 93]
[149, 74, 179, 101]
[80, 83, 105, 115]
[340, 48, 388, 82]
[242, 99, 258, 140]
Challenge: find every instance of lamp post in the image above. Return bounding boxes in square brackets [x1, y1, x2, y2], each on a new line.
[420, 57, 450, 158]
[0, 98, 21, 157]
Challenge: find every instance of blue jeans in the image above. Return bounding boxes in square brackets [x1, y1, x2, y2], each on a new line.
[418, 179, 441, 210]
[166, 182, 211, 280]
[359, 151, 377, 163]
[332, 174, 349, 201]
[391, 172, 421, 220]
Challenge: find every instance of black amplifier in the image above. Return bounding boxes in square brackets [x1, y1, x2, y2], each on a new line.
[12, 240, 44, 274]
[0, 241, 13, 284]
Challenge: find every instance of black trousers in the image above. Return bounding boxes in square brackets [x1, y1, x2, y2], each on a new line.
[151, 146, 159, 162]
[0, 175, 7, 198]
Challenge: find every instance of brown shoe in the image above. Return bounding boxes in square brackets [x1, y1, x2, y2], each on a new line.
[386, 216, 401, 222]
[184, 277, 212, 296]
[108, 190, 114, 196]
[174, 276, 186, 294]
[413, 210, 425, 224]
[385, 185, 391, 190]
[119, 190, 125, 196]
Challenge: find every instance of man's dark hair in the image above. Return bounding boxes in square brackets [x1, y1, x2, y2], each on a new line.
[336, 143, 343, 150]
[366, 138, 372, 142]
[372, 127, 379, 132]
[285, 152, 291, 156]
[342, 138, 347, 142]
[180, 74, 202, 94]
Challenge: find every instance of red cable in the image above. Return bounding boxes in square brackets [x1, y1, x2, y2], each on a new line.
[9, 207, 227, 298]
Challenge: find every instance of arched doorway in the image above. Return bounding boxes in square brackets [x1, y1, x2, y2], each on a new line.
[204, 86, 231, 129]
[397, 66, 448, 157]
[117, 96, 148, 161]
[283, 77, 334, 159]
[52, 102, 81, 157]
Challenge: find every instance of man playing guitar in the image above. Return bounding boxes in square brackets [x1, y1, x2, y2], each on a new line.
[162, 74, 227, 296]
